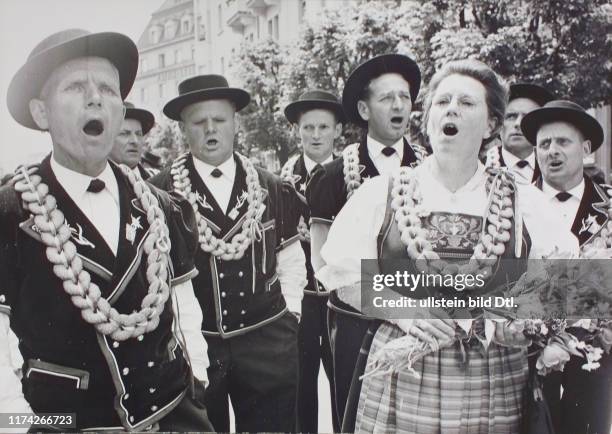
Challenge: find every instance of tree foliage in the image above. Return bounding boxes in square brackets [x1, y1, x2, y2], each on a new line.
[229, 0, 610, 163]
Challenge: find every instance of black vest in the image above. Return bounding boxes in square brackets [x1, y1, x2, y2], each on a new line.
[150, 153, 300, 338]
[0, 155, 198, 430]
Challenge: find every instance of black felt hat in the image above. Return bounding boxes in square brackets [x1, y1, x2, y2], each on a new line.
[7, 29, 138, 130]
[163, 74, 250, 120]
[509, 83, 554, 106]
[342, 54, 421, 127]
[521, 100, 604, 152]
[124, 101, 155, 134]
[284, 89, 345, 124]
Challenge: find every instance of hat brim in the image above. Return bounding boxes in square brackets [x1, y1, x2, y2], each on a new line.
[284, 99, 345, 124]
[125, 107, 155, 135]
[521, 107, 604, 152]
[342, 54, 421, 127]
[163, 88, 251, 120]
[510, 84, 554, 106]
[7, 32, 138, 130]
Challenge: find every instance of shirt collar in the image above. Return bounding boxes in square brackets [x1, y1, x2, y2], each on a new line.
[421, 155, 487, 194]
[193, 154, 236, 183]
[303, 153, 333, 174]
[542, 178, 585, 201]
[50, 154, 119, 203]
[367, 135, 404, 160]
[501, 147, 536, 169]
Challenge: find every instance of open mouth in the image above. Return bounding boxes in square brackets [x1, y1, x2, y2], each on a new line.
[442, 122, 458, 136]
[83, 119, 104, 136]
[390, 116, 404, 126]
[549, 160, 563, 169]
[206, 139, 218, 146]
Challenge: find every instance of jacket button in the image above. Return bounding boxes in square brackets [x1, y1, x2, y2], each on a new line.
[123, 393, 129, 400]
[239, 323, 244, 328]
[148, 361, 155, 367]
[223, 310, 228, 316]
[238, 271, 244, 277]
[137, 335, 144, 341]
[149, 388, 156, 394]
[129, 416, 134, 423]
[112, 341, 119, 348]
[223, 325, 227, 331]
[241, 310, 245, 315]
[122, 367, 129, 375]
[219, 273, 225, 279]
[239, 292, 244, 297]
[0, 295, 6, 303]
[151, 405, 158, 412]
[221, 291, 226, 298]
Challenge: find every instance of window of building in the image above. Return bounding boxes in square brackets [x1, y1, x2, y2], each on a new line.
[256, 16, 260, 39]
[268, 19, 273, 37]
[192, 46, 195, 60]
[140, 58, 148, 73]
[273, 15, 279, 40]
[164, 20, 178, 39]
[159, 83, 165, 98]
[298, 0, 306, 23]
[159, 53, 165, 68]
[141, 87, 147, 103]
[218, 4, 223, 32]
[175, 49, 182, 64]
[221, 57, 225, 75]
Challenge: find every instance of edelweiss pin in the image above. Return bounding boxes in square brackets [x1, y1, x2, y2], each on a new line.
[228, 190, 248, 220]
[579, 214, 602, 235]
[195, 191, 214, 211]
[67, 221, 95, 249]
[126, 215, 143, 244]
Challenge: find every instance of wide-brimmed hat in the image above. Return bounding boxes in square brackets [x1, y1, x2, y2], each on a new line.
[284, 89, 345, 124]
[163, 74, 250, 120]
[7, 29, 138, 130]
[124, 101, 155, 134]
[342, 53, 421, 127]
[509, 83, 554, 106]
[521, 100, 604, 152]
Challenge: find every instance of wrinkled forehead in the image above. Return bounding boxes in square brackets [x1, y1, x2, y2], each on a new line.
[121, 118, 143, 132]
[42, 56, 120, 93]
[366, 72, 411, 94]
[507, 97, 540, 113]
[537, 121, 585, 143]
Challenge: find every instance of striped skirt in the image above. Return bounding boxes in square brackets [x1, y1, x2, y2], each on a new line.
[355, 323, 528, 434]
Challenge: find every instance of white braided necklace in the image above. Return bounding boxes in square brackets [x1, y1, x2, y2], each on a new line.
[170, 153, 265, 260]
[13, 164, 172, 341]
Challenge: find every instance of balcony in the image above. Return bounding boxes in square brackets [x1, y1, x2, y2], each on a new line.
[227, 10, 256, 32]
[245, 0, 279, 16]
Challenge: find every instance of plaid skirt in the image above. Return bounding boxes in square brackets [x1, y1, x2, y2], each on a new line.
[355, 323, 528, 434]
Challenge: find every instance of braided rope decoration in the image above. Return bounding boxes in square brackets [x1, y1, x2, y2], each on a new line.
[390, 166, 516, 288]
[484, 146, 501, 171]
[343, 139, 428, 200]
[581, 184, 612, 258]
[280, 155, 310, 242]
[12, 164, 172, 341]
[170, 153, 264, 260]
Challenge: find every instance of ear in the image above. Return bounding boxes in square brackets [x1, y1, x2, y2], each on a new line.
[483, 117, 497, 141]
[333, 122, 342, 140]
[582, 139, 592, 155]
[29, 98, 49, 131]
[357, 100, 370, 122]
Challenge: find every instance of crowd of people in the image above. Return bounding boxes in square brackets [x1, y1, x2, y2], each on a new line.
[0, 27, 610, 434]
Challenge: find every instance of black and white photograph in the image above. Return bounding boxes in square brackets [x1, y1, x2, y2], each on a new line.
[0, 0, 611, 433]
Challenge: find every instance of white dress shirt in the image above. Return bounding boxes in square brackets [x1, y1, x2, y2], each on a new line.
[367, 136, 404, 176]
[50, 156, 120, 255]
[542, 179, 585, 233]
[303, 154, 333, 174]
[316, 156, 579, 291]
[192, 155, 236, 213]
[501, 148, 536, 184]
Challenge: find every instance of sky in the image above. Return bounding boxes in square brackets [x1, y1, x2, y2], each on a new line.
[0, 0, 163, 175]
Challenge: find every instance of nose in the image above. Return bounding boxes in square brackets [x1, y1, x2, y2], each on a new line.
[391, 94, 403, 110]
[514, 113, 523, 129]
[445, 97, 459, 115]
[205, 118, 216, 134]
[85, 81, 102, 108]
[312, 128, 321, 139]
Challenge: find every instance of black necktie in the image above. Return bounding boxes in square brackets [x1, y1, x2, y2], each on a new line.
[312, 164, 323, 175]
[516, 160, 529, 169]
[555, 191, 572, 202]
[87, 179, 106, 193]
[381, 147, 396, 157]
[211, 168, 223, 178]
